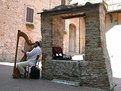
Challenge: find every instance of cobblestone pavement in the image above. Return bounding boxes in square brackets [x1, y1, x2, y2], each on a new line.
[0, 62, 120, 91]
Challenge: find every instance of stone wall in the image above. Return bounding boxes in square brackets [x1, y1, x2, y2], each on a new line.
[52, 16, 64, 48]
[0, 0, 61, 62]
[42, 60, 87, 81]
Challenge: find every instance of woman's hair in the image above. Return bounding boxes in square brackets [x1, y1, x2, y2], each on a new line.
[35, 41, 42, 47]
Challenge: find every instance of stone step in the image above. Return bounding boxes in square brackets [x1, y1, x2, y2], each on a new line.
[51, 79, 80, 86]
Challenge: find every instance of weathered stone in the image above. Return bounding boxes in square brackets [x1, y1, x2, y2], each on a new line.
[41, 3, 113, 91]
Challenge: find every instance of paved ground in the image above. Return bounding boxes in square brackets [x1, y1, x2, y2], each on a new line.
[113, 78, 121, 91]
[0, 62, 120, 91]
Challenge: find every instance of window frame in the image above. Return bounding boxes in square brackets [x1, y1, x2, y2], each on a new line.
[26, 7, 34, 23]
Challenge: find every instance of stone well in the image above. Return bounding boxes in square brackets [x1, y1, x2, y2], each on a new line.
[40, 3, 113, 90]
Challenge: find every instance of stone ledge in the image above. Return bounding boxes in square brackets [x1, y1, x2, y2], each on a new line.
[51, 79, 80, 86]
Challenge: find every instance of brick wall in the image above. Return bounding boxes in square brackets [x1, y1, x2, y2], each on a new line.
[0, 0, 61, 62]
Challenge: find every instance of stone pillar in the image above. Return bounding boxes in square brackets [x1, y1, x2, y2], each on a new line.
[41, 13, 54, 79]
[84, 4, 113, 90]
[41, 13, 53, 60]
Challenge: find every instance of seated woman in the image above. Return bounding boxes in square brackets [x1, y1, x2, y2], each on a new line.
[16, 41, 42, 78]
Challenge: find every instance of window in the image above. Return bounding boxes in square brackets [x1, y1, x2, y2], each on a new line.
[26, 7, 34, 23]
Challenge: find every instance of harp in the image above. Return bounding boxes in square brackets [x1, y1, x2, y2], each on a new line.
[12, 30, 34, 78]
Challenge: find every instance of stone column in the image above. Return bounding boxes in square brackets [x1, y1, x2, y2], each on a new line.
[41, 13, 54, 79]
[84, 4, 113, 90]
[41, 13, 53, 60]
